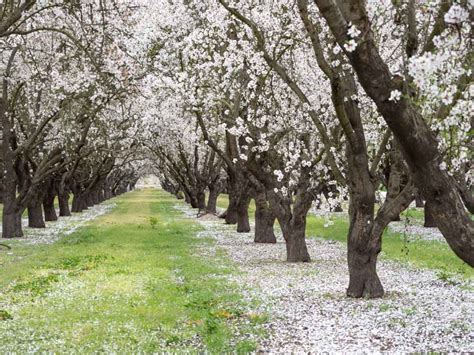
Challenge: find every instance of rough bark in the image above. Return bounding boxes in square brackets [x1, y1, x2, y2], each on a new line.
[58, 191, 71, 217]
[280, 216, 311, 262]
[225, 190, 239, 224]
[254, 191, 276, 243]
[346, 248, 383, 298]
[345, 144, 384, 298]
[184, 191, 191, 204]
[386, 147, 405, 221]
[267, 187, 312, 263]
[43, 185, 58, 222]
[27, 196, 45, 228]
[2, 208, 23, 238]
[424, 200, 437, 228]
[206, 187, 219, 214]
[1, 93, 23, 238]
[196, 189, 206, 210]
[236, 192, 251, 233]
[85, 193, 94, 208]
[71, 194, 83, 213]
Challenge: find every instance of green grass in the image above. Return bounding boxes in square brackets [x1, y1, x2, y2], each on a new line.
[217, 194, 473, 279]
[0, 189, 264, 353]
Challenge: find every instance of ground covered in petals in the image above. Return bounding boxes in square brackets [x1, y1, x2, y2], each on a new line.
[0, 190, 472, 353]
[179, 204, 474, 353]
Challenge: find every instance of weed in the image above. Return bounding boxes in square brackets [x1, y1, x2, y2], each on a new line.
[149, 216, 158, 229]
[0, 310, 12, 321]
[12, 273, 61, 296]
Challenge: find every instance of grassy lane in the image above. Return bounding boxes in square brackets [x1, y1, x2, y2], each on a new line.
[0, 189, 262, 353]
[216, 195, 473, 279]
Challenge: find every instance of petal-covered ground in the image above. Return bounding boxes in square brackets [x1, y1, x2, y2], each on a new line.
[0, 203, 114, 246]
[176, 204, 474, 353]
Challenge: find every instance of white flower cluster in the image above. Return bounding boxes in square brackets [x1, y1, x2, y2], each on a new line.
[273, 170, 284, 182]
[388, 90, 402, 102]
[444, 4, 469, 24]
[344, 23, 361, 53]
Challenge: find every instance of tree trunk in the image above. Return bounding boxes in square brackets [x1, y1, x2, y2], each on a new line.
[197, 189, 206, 210]
[1, 96, 23, 238]
[28, 197, 45, 228]
[424, 200, 437, 228]
[314, 1, 474, 266]
[206, 187, 219, 214]
[80, 196, 89, 211]
[184, 191, 191, 204]
[236, 193, 251, 233]
[71, 194, 83, 213]
[225, 192, 239, 224]
[189, 195, 199, 209]
[280, 218, 311, 262]
[2, 208, 23, 238]
[254, 191, 276, 243]
[346, 202, 383, 298]
[347, 246, 383, 298]
[58, 191, 71, 217]
[43, 188, 58, 222]
[386, 148, 404, 221]
[1, 168, 23, 238]
[86, 193, 94, 208]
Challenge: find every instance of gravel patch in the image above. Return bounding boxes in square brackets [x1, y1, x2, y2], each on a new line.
[176, 204, 474, 353]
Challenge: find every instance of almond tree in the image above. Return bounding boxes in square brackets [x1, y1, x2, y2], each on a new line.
[311, 0, 473, 266]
